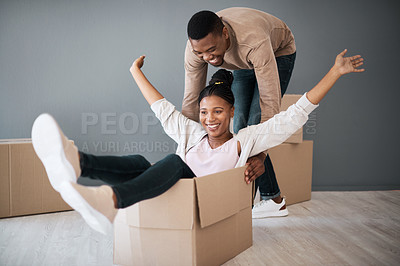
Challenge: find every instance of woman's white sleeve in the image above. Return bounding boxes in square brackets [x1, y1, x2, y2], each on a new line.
[242, 93, 318, 157]
[151, 98, 205, 144]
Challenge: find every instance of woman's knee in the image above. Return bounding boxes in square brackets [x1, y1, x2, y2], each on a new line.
[164, 154, 182, 163]
[126, 154, 151, 168]
[162, 154, 187, 168]
[161, 154, 194, 178]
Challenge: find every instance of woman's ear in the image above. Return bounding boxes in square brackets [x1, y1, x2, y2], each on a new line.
[230, 106, 235, 118]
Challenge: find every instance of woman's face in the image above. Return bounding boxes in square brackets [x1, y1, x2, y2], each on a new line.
[199, 95, 234, 138]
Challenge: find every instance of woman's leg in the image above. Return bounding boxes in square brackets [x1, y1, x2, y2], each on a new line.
[112, 154, 195, 208]
[58, 154, 195, 235]
[79, 152, 151, 185]
[32, 114, 81, 192]
[31, 113, 152, 190]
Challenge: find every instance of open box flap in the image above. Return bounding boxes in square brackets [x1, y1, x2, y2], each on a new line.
[195, 166, 251, 228]
[124, 178, 195, 229]
[0, 139, 31, 144]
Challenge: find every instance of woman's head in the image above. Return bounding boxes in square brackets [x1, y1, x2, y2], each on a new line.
[198, 69, 235, 139]
[198, 69, 234, 106]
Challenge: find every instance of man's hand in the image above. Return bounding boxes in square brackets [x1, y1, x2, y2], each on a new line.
[244, 153, 266, 184]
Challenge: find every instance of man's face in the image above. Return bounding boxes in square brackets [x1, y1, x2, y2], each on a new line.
[189, 28, 230, 67]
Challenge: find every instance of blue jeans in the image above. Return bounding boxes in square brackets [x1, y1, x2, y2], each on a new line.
[231, 52, 296, 200]
[79, 152, 195, 208]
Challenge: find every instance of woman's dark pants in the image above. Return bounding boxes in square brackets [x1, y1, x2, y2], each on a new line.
[79, 152, 195, 208]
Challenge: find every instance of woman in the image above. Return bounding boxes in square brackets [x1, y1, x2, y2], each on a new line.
[31, 49, 364, 235]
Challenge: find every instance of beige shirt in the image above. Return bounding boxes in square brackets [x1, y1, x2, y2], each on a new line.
[183, 7, 296, 122]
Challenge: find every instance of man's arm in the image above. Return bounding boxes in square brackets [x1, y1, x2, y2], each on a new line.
[182, 41, 208, 122]
[251, 42, 282, 123]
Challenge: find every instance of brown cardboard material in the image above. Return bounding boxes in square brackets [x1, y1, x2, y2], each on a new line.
[114, 166, 253, 266]
[281, 94, 303, 143]
[269, 140, 313, 205]
[254, 140, 313, 205]
[0, 144, 10, 217]
[0, 139, 72, 218]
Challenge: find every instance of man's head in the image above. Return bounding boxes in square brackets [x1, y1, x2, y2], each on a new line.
[187, 10, 230, 67]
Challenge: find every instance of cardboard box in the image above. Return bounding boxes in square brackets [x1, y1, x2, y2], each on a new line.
[261, 140, 313, 206]
[281, 94, 303, 143]
[114, 166, 252, 266]
[0, 139, 72, 218]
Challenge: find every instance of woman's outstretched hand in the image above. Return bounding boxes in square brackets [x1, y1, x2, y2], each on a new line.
[334, 49, 365, 75]
[129, 54, 164, 105]
[130, 55, 146, 73]
[306, 49, 365, 105]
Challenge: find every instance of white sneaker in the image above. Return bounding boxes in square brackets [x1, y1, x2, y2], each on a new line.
[59, 182, 118, 235]
[31, 113, 81, 192]
[252, 197, 289, 219]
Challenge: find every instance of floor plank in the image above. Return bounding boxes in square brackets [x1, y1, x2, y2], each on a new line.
[225, 191, 400, 266]
[1, 191, 399, 265]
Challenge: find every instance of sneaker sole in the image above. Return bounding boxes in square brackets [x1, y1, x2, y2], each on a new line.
[59, 182, 112, 235]
[31, 114, 76, 192]
[252, 209, 289, 219]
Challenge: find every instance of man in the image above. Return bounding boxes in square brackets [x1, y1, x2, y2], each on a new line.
[182, 7, 296, 218]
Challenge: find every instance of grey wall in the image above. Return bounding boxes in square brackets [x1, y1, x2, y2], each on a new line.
[1, 0, 399, 190]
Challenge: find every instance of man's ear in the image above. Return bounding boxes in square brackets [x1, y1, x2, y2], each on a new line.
[222, 26, 229, 39]
[230, 106, 235, 118]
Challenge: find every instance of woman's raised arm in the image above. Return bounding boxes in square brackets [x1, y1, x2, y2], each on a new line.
[306, 49, 364, 105]
[130, 55, 164, 105]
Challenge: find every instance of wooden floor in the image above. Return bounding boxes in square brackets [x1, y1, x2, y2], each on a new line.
[1, 191, 399, 266]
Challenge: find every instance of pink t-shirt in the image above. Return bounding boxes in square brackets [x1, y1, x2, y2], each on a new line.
[185, 136, 239, 177]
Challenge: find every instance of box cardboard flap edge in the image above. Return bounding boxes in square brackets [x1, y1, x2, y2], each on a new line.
[123, 178, 195, 230]
[0, 138, 31, 144]
[194, 166, 250, 228]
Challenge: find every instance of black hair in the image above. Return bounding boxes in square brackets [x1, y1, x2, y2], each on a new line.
[187, 10, 224, 40]
[198, 69, 234, 106]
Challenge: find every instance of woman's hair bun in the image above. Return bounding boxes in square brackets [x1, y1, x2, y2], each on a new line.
[198, 69, 235, 106]
[209, 69, 234, 87]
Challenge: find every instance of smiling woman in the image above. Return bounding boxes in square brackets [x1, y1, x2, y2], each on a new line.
[31, 50, 363, 235]
[200, 95, 233, 139]
[198, 70, 235, 148]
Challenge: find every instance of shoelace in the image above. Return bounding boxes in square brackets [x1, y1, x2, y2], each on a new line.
[254, 200, 268, 207]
